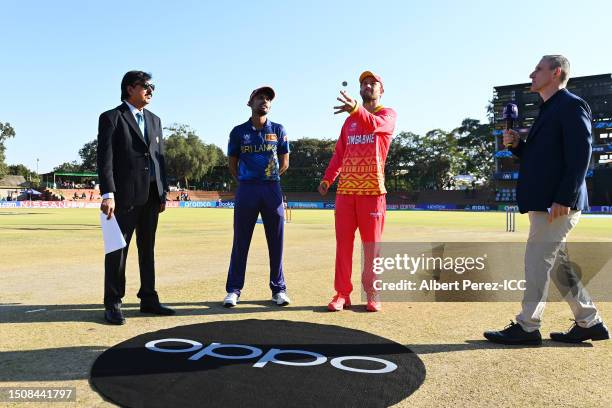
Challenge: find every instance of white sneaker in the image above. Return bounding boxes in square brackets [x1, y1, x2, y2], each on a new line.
[223, 292, 239, 307]
[272, 292, 291, 306]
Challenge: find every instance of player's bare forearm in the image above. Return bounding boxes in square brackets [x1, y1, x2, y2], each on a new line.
[279, 154, 289, 175]
[228, 156, 239, 180]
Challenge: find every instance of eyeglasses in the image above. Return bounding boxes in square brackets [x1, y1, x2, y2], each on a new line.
[135, 82, 155, 91]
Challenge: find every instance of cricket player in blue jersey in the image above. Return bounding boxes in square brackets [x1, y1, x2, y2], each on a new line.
[223, 86, 290, 307]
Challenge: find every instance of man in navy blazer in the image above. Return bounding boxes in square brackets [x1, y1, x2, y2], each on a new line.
[484, 55, 608, 344]
[97, 71, 175, 325]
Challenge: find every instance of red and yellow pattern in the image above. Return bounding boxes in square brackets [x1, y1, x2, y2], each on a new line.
[323, 105, 396, 195]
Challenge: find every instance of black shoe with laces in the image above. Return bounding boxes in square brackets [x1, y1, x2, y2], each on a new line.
[484, 320, 542, 345]
[550, 321, 609, 343]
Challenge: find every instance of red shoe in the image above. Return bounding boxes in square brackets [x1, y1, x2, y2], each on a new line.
[366, 293, 382, 312]
[328, 294, 351, 311]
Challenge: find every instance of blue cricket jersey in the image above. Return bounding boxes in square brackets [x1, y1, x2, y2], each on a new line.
[227, 119, 289, 182]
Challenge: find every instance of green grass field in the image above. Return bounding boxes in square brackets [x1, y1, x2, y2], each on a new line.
[0, 208, 610, 407]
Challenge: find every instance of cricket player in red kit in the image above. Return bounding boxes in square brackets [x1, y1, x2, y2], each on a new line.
[318, 71, 396, 312]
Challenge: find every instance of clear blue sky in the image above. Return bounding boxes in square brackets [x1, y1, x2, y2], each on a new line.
[1, 0, 610, 173]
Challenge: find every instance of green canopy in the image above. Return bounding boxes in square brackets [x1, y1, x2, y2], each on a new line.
[54, 172, 97, 177]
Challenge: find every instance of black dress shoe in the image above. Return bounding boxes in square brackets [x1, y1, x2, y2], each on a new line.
[140, 303, 175, 316]
[550, 321, 610, 343]
[484, 321, 542, 345]
[104, 308, 125, 325]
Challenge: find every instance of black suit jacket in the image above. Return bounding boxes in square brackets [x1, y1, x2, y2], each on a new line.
[97, 102, 169, 208]
[510, 88, 592, 214]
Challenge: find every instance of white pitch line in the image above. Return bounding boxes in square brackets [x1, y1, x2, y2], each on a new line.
[25, 308, 46, 313]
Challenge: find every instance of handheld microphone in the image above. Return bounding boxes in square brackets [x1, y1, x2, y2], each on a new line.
[502, 103, 518, 148]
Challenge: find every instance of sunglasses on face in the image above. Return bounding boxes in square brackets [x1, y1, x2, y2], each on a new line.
[134, 82, 155, 91]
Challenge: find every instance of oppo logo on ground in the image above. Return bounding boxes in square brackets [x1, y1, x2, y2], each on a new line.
[145, 338, 398, 374]
[91, 319, 426, 408]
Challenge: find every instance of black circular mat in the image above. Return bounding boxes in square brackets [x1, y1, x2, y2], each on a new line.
[91, 319, 425, 408]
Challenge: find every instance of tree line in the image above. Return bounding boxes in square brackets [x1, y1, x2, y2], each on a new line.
[1, 118, 495, 191]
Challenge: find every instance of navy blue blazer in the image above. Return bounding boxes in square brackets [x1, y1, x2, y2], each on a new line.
[510, 88, 592, 213]
[97, 103, 169, 208]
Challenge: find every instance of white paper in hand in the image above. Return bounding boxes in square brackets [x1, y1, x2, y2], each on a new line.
[100, 212, 127, 254]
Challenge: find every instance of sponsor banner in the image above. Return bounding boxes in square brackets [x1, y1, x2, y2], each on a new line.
[0, 202, 20, 208]
[18, 201, 100, 209]
[6, 201, 609, 214]
[588, 206, 612, 213]
[180, 201, 217, 208]
[216, 200, 235, 208]
[416, 203, 457, 210]
[496, 170, 594, 179]
[288, 201, 324, 209]
[464, 204, 493, 211]
[0, 200, 215, 209]
[498, 204, 519, 211]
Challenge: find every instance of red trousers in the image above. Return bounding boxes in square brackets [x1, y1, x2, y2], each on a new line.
[334, 194, 386, 296]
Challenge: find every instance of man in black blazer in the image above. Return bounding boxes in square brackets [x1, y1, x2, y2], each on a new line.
[484, 56, 608, 344]
[97, 70, 175, 325]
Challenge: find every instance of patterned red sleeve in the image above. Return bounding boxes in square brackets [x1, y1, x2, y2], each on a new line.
[351, 106, 396, 135]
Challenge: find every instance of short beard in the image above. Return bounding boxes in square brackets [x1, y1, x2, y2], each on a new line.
[249, 104, 268, 116]
[254, 107, 268, 116]
[360, 89, 376, 103]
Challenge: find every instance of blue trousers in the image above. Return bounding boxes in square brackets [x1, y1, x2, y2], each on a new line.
[226, 181, 286, 295]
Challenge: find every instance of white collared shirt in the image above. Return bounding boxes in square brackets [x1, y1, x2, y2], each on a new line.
[124, 100, 145, 126]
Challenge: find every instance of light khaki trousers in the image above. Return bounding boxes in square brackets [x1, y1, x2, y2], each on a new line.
[516, 211, 602, 332]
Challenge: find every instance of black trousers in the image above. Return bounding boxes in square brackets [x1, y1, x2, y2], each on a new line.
[104, 183, 160, 308]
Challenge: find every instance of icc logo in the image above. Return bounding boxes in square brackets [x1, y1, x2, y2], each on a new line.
[243, 134, 251, 143]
